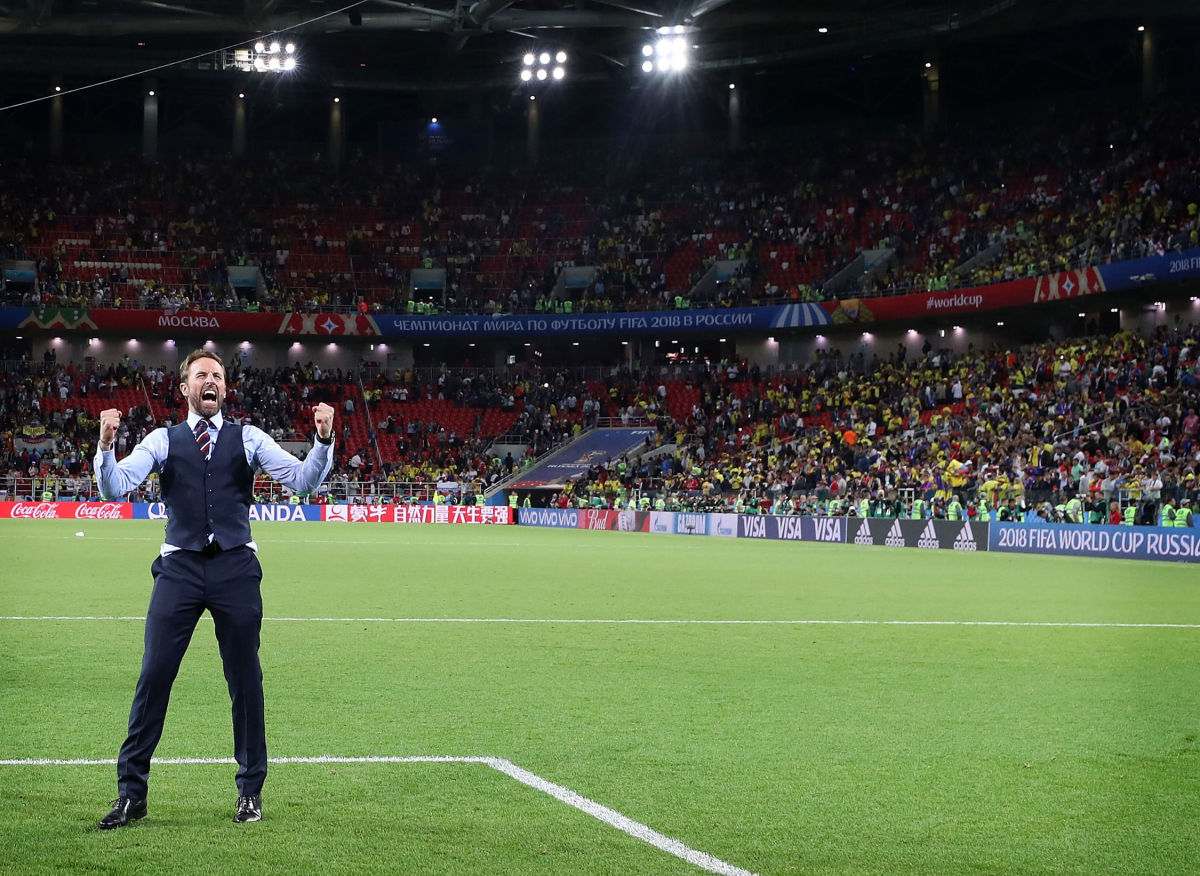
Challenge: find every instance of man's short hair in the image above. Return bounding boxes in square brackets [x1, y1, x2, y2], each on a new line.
[179, 349, 225, 381]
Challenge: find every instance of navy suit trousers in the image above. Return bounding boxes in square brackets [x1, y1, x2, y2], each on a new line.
[117, 545, 265, 800]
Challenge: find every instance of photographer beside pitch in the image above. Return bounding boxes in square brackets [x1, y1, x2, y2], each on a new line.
[93, 349, 335, 829]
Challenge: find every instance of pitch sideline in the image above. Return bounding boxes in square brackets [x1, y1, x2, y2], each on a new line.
[0, 754, 755, 876]
[0, 616, 1196, 628]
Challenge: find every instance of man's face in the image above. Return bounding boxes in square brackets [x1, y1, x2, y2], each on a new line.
[181, 356, 226, 418]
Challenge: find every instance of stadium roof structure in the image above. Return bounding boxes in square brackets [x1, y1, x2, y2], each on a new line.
[1, 0, 1198, 94]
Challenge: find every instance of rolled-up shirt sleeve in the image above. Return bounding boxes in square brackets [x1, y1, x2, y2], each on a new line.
[95, 429, 167, 499]
[248, 426, 334, 494]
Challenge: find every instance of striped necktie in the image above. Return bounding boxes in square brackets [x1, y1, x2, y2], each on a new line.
[194, 418, 213, 460]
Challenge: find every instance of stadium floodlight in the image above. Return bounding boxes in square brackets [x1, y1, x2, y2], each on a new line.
[521, 47, 568, 85]
[643, 36, 690, 74]
[818, 26, 828, 33]
[239, 37, 300, 73]
[242, 37, 299, 73]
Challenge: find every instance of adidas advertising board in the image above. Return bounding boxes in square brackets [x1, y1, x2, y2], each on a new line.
[845, 518, 989, 551]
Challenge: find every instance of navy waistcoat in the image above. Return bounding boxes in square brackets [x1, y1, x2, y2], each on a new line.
[160, 421, 254, 551]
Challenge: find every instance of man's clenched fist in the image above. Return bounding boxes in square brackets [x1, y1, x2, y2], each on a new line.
[99, 408, 122, 451]
[312, 403, 335, 440]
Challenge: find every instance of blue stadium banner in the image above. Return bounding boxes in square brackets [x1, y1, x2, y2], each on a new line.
[133, 502, 323, 522]
[0, 307, 28, 328]
[375, 305, 831, 338]
[1096, 247, 1200, 290]
[989, 522, 1200, 562]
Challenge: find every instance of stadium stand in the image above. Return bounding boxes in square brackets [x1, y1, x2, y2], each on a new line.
[3, 101, 1197, 316]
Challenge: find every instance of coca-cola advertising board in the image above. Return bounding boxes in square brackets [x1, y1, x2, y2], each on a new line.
[0, 501, 132, 519]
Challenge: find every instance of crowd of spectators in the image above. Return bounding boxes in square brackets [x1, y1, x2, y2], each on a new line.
[3, 99, 1198, 319]
[3, 316, 1197, 524]
[544, 320, 1200, 524]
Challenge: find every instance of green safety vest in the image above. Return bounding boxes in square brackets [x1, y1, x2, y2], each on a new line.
[508, 494, 518, 508]
[1176, 508, 1193, 528]
[911, 499, 926, 519]
[475, 494, 485, 506]
[977, 500, 991, 522]
[1122, 505, 1136, 525]
[1160, 505, 1175, 527]
[859, 499, 870, 518]
[42, 490, 54, 501]
[948, 500, 962, 521]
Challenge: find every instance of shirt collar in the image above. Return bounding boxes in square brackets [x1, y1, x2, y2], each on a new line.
[187, 411, 224, 430]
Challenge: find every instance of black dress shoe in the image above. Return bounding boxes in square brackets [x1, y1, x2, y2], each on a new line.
[234, 794, 262, 823]
[98, 797, 146, 829]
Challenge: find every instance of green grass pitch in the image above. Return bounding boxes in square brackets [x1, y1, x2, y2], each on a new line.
[1, 519, 1197, 875]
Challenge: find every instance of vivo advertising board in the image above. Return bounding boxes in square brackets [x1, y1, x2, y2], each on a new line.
[518, 507, 579, 529]
[989, 522, 1200, 562]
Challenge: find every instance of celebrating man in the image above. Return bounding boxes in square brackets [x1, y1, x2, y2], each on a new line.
[94, 349, 334, 828]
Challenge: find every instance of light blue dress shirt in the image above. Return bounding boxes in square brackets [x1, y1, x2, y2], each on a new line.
[94, 411, 334, 554]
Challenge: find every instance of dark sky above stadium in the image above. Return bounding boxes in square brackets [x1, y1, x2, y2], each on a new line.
[1, 1, 1197, 155]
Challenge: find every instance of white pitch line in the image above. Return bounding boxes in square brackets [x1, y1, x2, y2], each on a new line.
[484, 756, 754, 876]
[0, 755, 755, 876]
[0, 616, 1196, 629]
